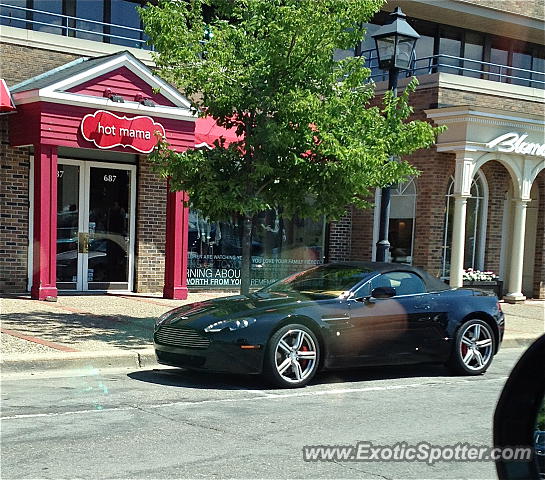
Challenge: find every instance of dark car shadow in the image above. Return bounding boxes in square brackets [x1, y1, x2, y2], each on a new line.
[128, 368, 271, 390]
[128, 363, 451, 391]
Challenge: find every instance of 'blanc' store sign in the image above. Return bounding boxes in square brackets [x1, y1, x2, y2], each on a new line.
[81, 110, 166, 153]
[486, 132, 545, 157]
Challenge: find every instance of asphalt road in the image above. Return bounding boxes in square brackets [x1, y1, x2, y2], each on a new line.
[1, 348, 527, 479]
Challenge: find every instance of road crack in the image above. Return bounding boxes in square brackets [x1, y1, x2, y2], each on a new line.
[129, 404, 227, 434]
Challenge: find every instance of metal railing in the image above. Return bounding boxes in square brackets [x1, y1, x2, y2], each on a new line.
[361, 48, 545, 89]
[0, 2, 150, 49]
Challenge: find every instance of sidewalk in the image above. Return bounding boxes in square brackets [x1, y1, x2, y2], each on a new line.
[1, 293, 544, 374]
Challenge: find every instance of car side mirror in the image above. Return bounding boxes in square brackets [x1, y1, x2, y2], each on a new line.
[493, 333, 545, 480]
[371, 286, 396, 299]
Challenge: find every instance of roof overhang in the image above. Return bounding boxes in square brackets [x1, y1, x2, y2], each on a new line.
[0, 79, 16, 113]
[11, 51, 197, 122]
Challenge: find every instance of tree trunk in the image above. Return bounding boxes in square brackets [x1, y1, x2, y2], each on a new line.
[240, 214, 253, 295]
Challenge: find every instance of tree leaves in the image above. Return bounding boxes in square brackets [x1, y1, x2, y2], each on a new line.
[141, 0, 444, 223]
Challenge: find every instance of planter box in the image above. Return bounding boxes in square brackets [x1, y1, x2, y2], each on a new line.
[463, 280, 503, 298]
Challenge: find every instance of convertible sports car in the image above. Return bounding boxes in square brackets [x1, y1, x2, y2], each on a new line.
[154, 262, 505, 388]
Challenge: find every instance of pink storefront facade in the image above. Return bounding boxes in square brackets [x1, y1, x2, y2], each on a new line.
[5, 51, 196, 300]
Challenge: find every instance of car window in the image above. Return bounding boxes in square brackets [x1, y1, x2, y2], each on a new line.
[262, 265, 374, 297]
[355, 271, 426, 297]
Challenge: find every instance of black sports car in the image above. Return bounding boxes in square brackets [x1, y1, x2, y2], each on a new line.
[154, 262, 505, 388]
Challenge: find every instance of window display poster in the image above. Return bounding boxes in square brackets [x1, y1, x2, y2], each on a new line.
[187, 209, 326, 289]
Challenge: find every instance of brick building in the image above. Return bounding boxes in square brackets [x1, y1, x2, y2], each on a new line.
[330, 0, 545, 302]
[0, 0, 543, 301]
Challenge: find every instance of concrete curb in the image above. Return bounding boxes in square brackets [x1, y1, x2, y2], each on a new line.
[1, 348, 158, 374]
[1, 336, 541, 375]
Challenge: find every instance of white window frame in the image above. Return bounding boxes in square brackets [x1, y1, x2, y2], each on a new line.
[372, 176, 417, 263]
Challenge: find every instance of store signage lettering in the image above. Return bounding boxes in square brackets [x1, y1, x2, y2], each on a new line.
[486, 132, 545, 157]
[188, 268, 242, 287]
[81, 110, 166, 154]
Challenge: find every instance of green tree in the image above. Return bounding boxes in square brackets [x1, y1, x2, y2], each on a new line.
[141, 0, 444, 294]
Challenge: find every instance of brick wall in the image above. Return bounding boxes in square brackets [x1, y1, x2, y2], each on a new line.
[439, 89, 545, 116]
[350, 203, 374, 261]
[0, 43, 79, 87]
[458, 0, 545, 20]
[135, 155, 167, 292]
[410, 150, 454, 277]
[481, 161, 511, 277]
[327, 209, 352, 262]
[0, 117, 30, 292]
[533, 170, 545, 299]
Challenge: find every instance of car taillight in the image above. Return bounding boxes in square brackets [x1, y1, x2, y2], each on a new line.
[497, 301, 502, 312]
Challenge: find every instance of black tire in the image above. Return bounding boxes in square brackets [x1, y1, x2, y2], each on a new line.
[263, 324, 320, 388]
[446, 319, 495, 375]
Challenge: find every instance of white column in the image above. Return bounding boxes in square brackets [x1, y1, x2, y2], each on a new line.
[504, 199, 529, 303]
[449, 194, 469, 288]
[449, 152, 476, 289]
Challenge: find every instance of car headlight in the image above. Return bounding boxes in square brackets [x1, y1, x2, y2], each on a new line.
[204, 317, 256, 333]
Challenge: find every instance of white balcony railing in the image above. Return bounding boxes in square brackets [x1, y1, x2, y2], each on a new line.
[361, 48, 545, 89]
[0, 2, 149, 49]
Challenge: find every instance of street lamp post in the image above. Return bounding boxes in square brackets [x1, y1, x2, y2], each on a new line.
[372, 7, 419, 262]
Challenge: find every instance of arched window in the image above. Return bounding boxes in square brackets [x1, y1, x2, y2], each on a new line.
[373, 177, 417, 264]
[441, 172, 488, 278]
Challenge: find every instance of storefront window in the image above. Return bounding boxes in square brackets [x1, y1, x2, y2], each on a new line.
[75, 0, 104, 41]
[442, 174, 487, 278]
[111, 0, 144, 48]
[438, 27, 462, 74]
[463, 32, 484, 78]
[532, 49, 545, 88]
[489, 36, 509, 82]
[409, 18, 436, 75]
[33, 0, 63, 35]
[511, 42, 533, 86]
[0, 0, 27, 29]
[187, 209, 326, 289]
[388, 177, 416, 264]
[1, 0, 147, 48]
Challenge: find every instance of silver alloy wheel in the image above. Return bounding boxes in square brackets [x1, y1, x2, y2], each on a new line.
[459, 323, 493, 371]
[274, 329, 317, 384]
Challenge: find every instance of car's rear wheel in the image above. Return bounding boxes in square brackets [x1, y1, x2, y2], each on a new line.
[264, 324, 320, 388]
[447, 319, 495, 375]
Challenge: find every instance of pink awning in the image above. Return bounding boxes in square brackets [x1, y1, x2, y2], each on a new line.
[195, 116, 241, 148]
[0, 79, 16, 113]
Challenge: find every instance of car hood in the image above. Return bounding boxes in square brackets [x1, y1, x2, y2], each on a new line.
[159, 291, 324, 330]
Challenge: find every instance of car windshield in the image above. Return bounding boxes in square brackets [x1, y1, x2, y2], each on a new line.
[536, 432, 545, 445]
[260, 265, 374, 297]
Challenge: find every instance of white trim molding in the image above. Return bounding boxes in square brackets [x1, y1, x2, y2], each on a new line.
[11, 51, 197, 122]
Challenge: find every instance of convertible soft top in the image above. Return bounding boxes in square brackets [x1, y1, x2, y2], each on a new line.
[330, 261, 451, 293]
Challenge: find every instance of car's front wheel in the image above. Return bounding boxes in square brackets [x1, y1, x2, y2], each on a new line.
[264, 324, 320, 388]
[447, 319, 495, 375]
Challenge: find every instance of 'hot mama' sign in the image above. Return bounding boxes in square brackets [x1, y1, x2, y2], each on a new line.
[81, 110, 166, 153]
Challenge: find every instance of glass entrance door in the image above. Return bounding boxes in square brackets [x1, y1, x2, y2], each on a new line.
[57, 163, 83, 290]
[56, 160, 136, 291]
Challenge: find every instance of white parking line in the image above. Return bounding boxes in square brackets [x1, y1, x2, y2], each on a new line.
[1, 376, 507, 421]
